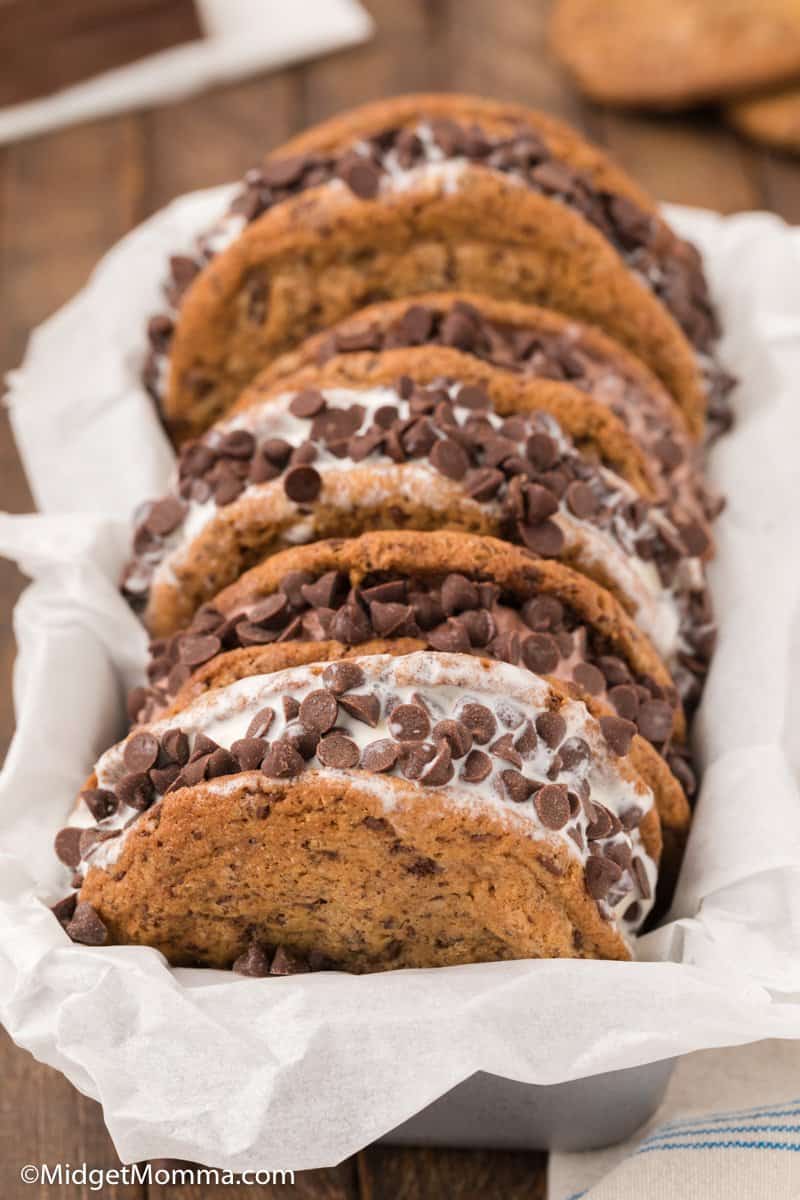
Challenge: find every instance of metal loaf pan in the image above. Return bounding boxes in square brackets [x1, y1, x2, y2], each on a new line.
[381, 1058, 675, 1151]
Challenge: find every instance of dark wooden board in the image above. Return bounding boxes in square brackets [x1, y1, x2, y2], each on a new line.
[1, 0, 798, 1193]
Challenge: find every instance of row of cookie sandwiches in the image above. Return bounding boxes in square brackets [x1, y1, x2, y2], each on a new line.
[52, 96, 730, 972]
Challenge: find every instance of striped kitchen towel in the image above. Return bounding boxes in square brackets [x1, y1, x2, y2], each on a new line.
[549, 1040, 800, 1199]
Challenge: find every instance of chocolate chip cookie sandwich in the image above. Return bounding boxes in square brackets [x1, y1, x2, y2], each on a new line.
[144, 93, 731, 443]
[53, 651, 662, 969]
[129, 531, 693, 875]
[255, 292, 719, 524]
[122, 350, 714, 706]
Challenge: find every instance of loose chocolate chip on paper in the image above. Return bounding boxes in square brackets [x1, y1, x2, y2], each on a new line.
[233, 942, 273, 977]
[270, 945, 312, 975]
[51, 893, 78, 927]
[66, 902, 109, 946]
[317, 732, 360, 769]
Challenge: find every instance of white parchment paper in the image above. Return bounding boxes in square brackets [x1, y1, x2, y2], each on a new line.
[1, 197, 800, 1171]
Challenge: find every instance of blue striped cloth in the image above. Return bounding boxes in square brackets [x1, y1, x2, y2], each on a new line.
[549, 1042, 800, 1200]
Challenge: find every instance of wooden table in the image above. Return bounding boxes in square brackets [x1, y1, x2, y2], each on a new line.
[1, 1, 798, 1195]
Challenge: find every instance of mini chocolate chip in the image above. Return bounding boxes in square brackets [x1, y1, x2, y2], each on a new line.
[586, 805, 614, 840]
[514, 719, 538, 756]
[632, 856, 652, 900]
[339, 692, 380, 727]
[148, 762, 180, 793]
[432, 719, 472, 758]
[623, 901, 642, 924]
[206, 748, 239, 778]
[427, 619, 471, 653]
[282, 696, 300, 722]
[573, 662, 605, 695]
[284, 465, 322, 503]
[285, 725, 320, 760]
[289, 388, 326, 418]
[191, 733, 220, 759]
[465, 466, 504, 500]
[66, 902, 108, 946]
[161, 729, 190, 765]
[565, 481, 599, 519]
[219, 429, 256, 459]
[236, 621, 278, 646]
[361, 739, 400, 772]
[330, 603, 372, 643]
[585, 855, 623, 900]
[637, 699, 674, 743]
[369, 600, 415, 636]
[460, 748, 492, 782]
[518, 519, 565, 557]
[441, 573, 479, 614]
[233, 942, 272, 976]
[54, 827, 83, 869]
[534, 783, 570, 828]
[608, 684, 639, 721]
[389, 703, 431, 742]
[490, 733, 523, 768]
[270, 945, 311, 975]
[248, 594, 289, 628]
[80, 788, 118, 821]
[421, 742, 454, 786]
[299, 689, 339, 734]
[174, 755, 210, 788]
[262, 741, 304, 778]
[521, 595, 564, 631]
[300, 570, 347, 609]
[522, 632, 560, 675]
[145, 496, 187, 537]
[502, 769, 536, 803]
[559, 737, 590, 769]
[535, 711, 566, 748]
[599, 715, 637, 757]
[317, 732, 360, 768]
[178, 634, 222, 667]
[213, 471, 245, 506]
[526, 432, 559, 470]
[51, 893, 78, 927]
[430, 437, 470, 480]
[230, 734, 271, 772]
[337, 154, 381, 199]
[124, 731, 159, 773]
[322, 661, 365, 694]
[620, 806, 644, 830]
[455, 384, 490, 410]
[400, 742, 436, 779]
[524, 483, 559, 523]
[605, 842, 633, 871]
[117, 772, 155, 811]
[246, 707, 275, 738]
[458, 702, 496, 744]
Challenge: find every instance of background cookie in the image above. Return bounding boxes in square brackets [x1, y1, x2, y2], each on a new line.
[551, 0, 800, 110]
[726, 85, 800, 151]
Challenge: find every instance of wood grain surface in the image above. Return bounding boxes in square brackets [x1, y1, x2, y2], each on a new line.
[0, 0, 796, 1194]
